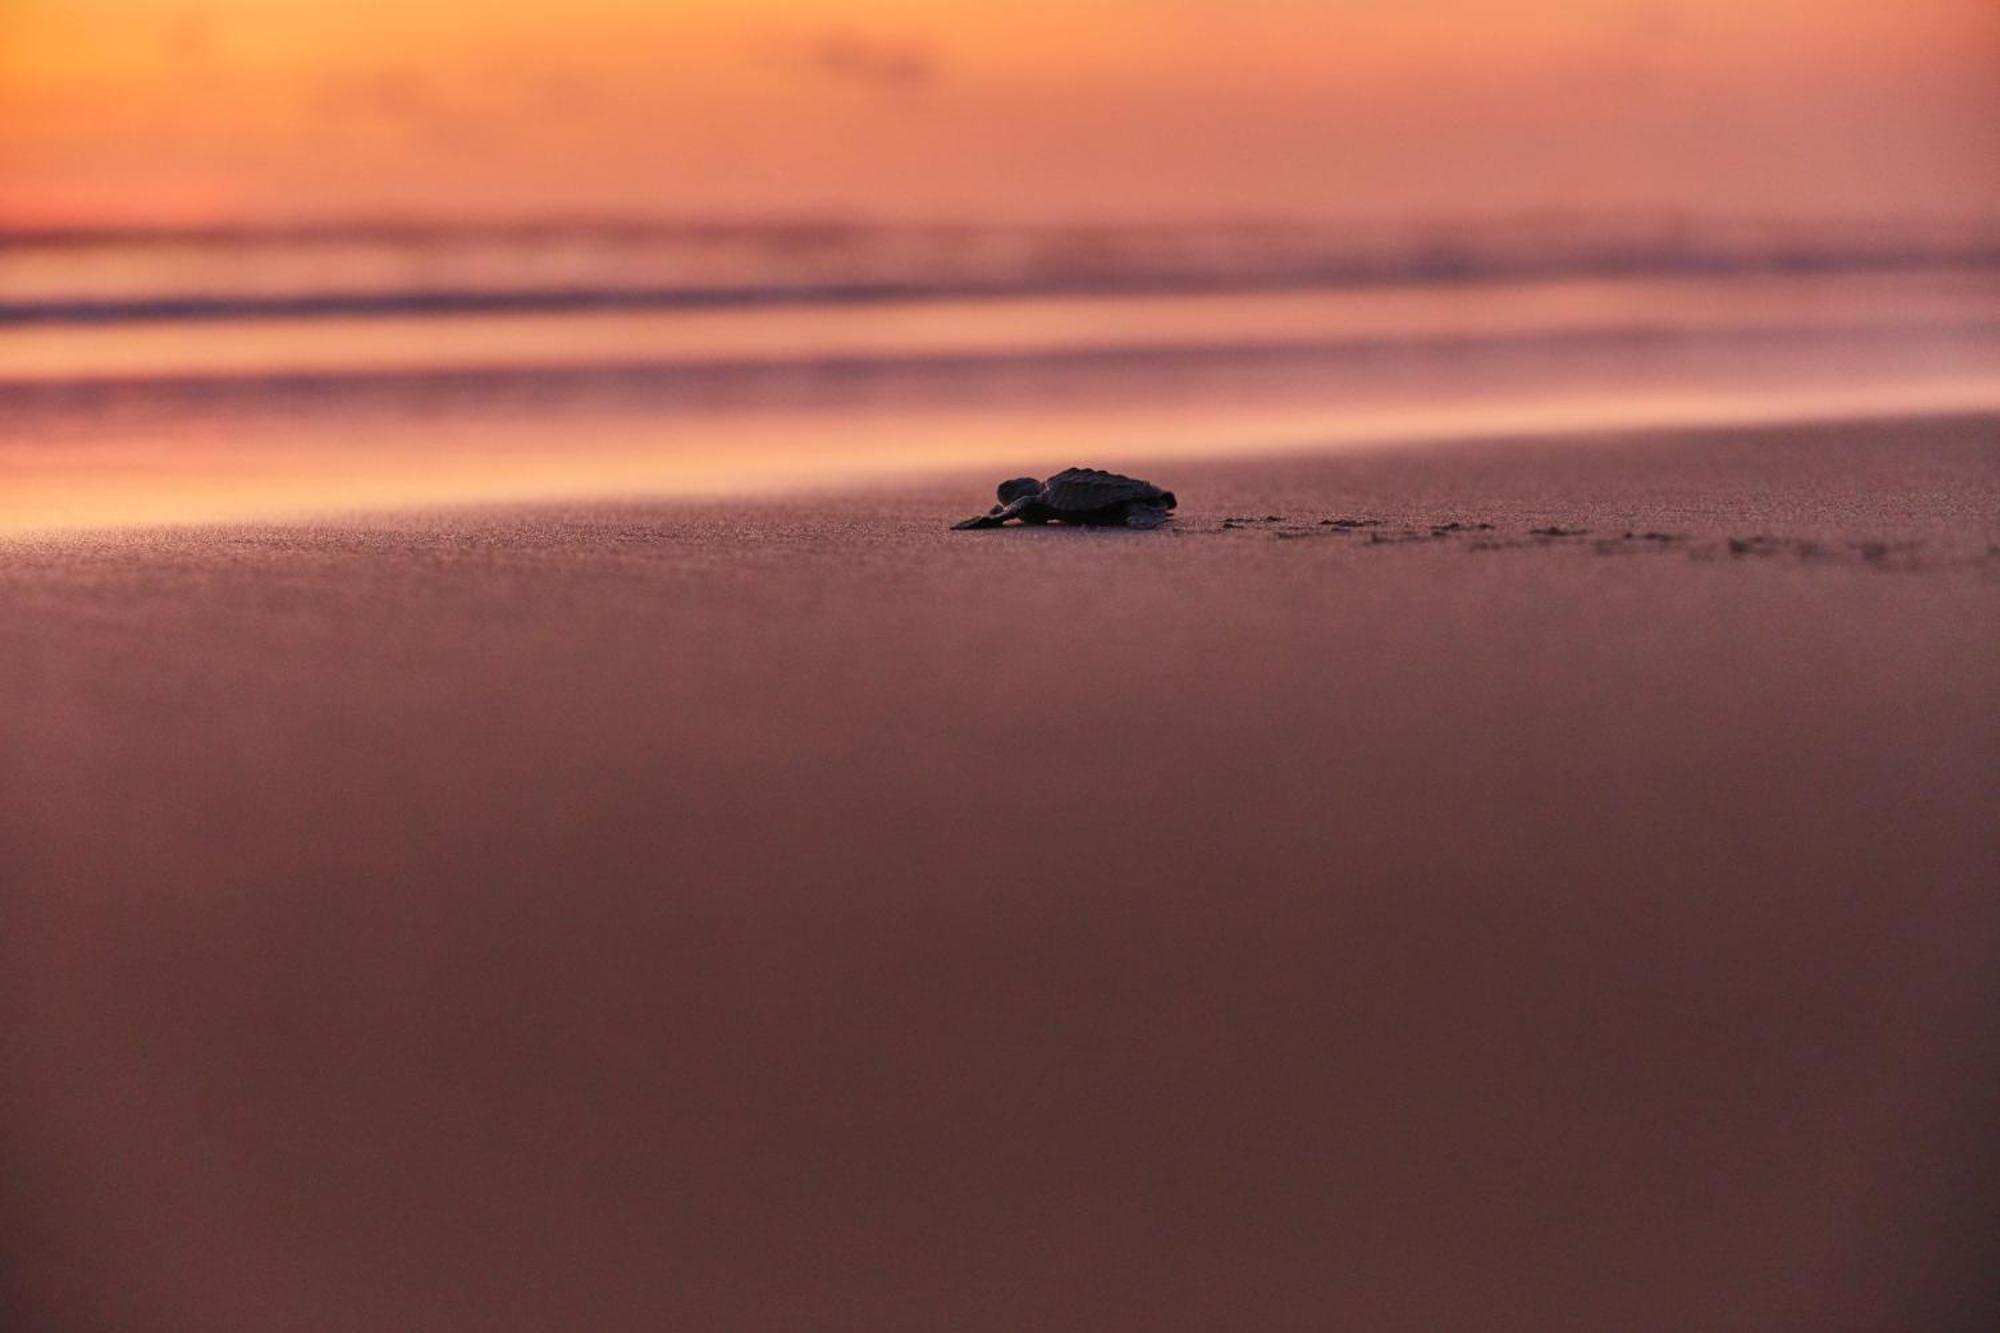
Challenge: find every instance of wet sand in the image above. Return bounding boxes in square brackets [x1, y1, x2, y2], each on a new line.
[2, 414, 1997, 1332]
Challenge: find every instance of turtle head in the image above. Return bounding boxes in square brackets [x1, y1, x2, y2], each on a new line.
[997, 477, 1042, 505]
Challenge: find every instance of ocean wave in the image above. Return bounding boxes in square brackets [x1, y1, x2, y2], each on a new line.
[3, 218, 1994, 326]
[6, 320, 1992, 415]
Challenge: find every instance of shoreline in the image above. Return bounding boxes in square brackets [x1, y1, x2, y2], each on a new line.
[3, 400, 1996, 540]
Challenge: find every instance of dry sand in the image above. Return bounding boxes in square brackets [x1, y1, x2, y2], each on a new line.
[2, 414, 1997, 1331]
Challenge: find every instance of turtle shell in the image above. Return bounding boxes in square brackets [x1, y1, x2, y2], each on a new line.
[1037, 467, 1173, 516]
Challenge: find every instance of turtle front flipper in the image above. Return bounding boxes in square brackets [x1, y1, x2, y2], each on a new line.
[952, 496, 1035, 530]
[1123, 503, 1173, 530]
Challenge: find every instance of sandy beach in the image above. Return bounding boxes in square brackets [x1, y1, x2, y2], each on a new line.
[2, 413, 1997, 1331]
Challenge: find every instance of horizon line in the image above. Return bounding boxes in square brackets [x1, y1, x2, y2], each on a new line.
[5, 208, 1999, 251]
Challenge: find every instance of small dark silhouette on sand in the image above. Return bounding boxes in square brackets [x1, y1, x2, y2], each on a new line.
[953, 468, 1178, 530]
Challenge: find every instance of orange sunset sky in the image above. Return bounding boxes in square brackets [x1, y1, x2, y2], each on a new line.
[3, 0, 1996, 226]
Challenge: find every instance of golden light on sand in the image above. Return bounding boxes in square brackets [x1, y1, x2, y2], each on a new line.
[4, 0, 1995, 224]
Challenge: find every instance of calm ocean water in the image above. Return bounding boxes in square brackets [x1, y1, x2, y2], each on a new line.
[2, 219, 1996, 529]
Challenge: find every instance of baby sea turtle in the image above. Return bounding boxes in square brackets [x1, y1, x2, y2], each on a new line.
[952, 468, 1178, 530]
